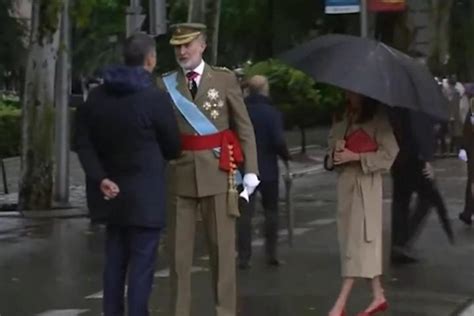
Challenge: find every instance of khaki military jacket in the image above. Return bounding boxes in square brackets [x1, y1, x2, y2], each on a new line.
[161, 63, 258, 197]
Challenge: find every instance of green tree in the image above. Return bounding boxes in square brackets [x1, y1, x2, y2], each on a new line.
[71, 0, 126, 79]
[448, 0, 474, 81]
[246, 60, 343, 153]
[0, 0, 27, 90]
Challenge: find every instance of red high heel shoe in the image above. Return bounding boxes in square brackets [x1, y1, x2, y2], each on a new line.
[357, 301, 389, 316]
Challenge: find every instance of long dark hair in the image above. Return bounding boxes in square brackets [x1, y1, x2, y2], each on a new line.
[332, 96, 380, 123]
[356, 97, 379, 123]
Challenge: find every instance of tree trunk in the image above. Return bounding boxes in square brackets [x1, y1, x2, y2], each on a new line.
[188, 0, 222, 65]
[427, 0, 454, 74]
[19, 0, 61, 211]
[187, 0, 205, 23]
[206, 0, 221, 65]
[300, 127, 307, 154]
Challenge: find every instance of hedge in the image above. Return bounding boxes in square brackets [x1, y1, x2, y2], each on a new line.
[0, 107, 76, 158]
[0, 107, 21, 158]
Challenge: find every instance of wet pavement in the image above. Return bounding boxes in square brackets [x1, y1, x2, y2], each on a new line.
[0, 148, 474, 316]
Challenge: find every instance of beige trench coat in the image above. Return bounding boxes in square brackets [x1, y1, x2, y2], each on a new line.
[327, 109, 399, 278]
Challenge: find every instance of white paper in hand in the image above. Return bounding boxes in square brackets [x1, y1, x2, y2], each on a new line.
[459, 149, 468, 162]
[239, 188, 250, 202]
[239, 173, 260, 202]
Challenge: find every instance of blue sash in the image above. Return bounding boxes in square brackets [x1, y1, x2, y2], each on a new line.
[163, 72, 219, 136]
[163, 72, 243, 184]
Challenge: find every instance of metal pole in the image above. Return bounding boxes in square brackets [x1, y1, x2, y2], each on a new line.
[1, 159, 8, 194]
[284, 165, 294, 247]
[53, 0, 71, 206]
[126, 0, 145, 37]
[360, 0, 369, 37]
[149, 0, 167, 36]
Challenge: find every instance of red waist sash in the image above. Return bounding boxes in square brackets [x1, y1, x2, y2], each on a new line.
[181, 130, 243, 171]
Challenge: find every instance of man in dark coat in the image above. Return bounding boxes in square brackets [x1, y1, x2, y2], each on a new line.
[74, 33, 181, 316]
[390, 108, 453, 264]
[237, 75, 291, 269]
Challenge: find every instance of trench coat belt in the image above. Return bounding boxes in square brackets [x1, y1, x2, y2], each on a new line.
[357, 177, 377, 242]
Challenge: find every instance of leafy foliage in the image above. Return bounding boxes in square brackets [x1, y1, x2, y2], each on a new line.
[0, 0, 27, 78]
[245, 60, 344, 127]
[38, 0, 62, 41]
[0, 105, 20, 157]
[448, 0, 474, 81]
[71, 0, 127, 77]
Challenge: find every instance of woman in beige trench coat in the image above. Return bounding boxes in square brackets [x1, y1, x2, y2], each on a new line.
[325, 91, 399, 316]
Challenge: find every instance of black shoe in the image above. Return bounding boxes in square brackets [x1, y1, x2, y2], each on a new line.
[391, 248, 419, 265]
[459, 213, 473, 226]
[266, 257, 281, 267]
[238, 261, 251, 270]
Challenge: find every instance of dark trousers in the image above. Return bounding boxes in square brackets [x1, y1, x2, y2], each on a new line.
[391, 160, 452, 249]
[462, 167, 474, 218]
[103, 225, 161, 316]
[237, 180, 279, 262]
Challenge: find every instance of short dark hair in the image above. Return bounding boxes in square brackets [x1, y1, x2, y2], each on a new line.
[123, 33, 156, 66]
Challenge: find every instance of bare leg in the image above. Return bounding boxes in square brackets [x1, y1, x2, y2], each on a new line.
[362, 276, 387, 312]
[328, 278, 355, 316]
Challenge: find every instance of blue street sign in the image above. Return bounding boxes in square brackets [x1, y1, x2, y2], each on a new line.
[325, 0, 360, 14]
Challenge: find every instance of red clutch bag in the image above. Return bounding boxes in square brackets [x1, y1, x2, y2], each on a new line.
[344, 128, 378, 153]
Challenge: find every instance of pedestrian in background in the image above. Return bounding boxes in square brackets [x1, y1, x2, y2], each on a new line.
[325, 91, 399, 316]
[459, 97, 474, 226]
[390, 108, 454, 265]
[74, 33, 181, 316]
[442, 76, 464, 153]
[237, 75, 291, 269]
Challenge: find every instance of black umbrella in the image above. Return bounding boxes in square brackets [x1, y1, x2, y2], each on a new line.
[278, 34, 449, 120]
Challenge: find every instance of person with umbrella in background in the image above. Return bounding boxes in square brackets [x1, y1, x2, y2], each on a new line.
[459, 87, 474, 226]
[237, 75, 291, 269]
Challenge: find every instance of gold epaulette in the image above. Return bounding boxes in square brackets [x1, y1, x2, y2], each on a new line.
[161, 70, 177, 77]
[211, 66, 233, 73]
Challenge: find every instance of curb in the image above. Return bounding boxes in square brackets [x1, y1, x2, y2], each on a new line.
[0, 207, 88, 219]
[0, 145, 324, 219]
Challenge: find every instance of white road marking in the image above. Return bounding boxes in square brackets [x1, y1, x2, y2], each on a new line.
[306, 218, 336, 226]
[85, 218, 335, 299]
[459, 302, 474, 316]
[36, 310, 89, 316]
[154, 266, 209, 278]
[85, 291, 104, 299]
[85, 266, 209, 299]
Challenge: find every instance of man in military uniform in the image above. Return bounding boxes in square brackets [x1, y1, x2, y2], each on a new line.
[161, 23, 259, 316]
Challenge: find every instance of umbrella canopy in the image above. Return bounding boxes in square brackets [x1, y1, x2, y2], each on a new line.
[278, 34, 449, 120]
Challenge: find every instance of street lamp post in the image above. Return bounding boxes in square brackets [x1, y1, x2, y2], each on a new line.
[149, 0, 167, 36]
[360, 0, 369, 37]
[126, 0, 145, 37]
